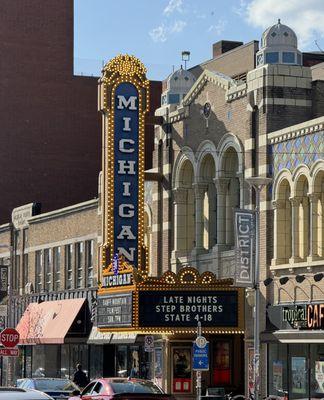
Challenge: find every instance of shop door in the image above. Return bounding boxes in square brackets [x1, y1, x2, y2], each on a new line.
[103, 345, 115, 377]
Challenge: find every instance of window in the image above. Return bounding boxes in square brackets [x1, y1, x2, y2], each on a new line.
[283, 52, 295, 64]
[23, 254, 28, 288]
[168, 93, 180, 104]
[75, 242, 84, 289]
[65, 244, 73, 289]
[14, 254, 20, 290]
[35, 250, 43, 292]
[44, 249, 52, 291]
[265, 52, 279, 64]
[85, 240, 94, 288]
[53, 247, 61, 291]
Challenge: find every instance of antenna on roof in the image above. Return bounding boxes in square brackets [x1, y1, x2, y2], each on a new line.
[315, 40, 324, 53]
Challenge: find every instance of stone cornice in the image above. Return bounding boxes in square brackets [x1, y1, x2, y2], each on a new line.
[268, 116, 324, 144]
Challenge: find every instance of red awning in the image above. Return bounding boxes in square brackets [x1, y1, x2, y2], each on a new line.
[16, 298, 86, 344]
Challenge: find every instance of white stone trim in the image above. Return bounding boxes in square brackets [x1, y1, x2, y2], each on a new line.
[244, 138, 255, 151]
[268, 116, 324, 144]
[26, 233, 98, 253]
[260, 200, 272, 211]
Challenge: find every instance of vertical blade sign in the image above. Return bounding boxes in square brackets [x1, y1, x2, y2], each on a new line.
[99, 55, 149, 272]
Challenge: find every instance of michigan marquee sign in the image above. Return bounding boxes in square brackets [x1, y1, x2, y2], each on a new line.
[97, 55, 243, 334]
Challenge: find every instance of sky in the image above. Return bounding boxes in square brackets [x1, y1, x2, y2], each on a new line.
[74, 0, 324, 81]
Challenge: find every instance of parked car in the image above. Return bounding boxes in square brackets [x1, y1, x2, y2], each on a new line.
[17, 378, 80, 399]
[0, 387, 54, 399]
[68, 378, 175, 399]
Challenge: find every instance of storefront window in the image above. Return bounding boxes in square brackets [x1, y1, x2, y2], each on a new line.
[32, 345, 61, 378]
[129, 346, 140, 378]
[154, 347, 163, 388]
[69, 344, 88, 378]
[310, 344, 324, 399]
[172, 347, 192, 394]
[289, 344, 308, 400]
[61, 345, 70, 379]
[268, 343, 288, 396]
[213, 340, 232, 385]
[116, 345, 128, 377]
[89, 345, 103, 380]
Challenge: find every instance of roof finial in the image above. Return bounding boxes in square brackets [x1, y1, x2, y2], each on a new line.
[278, 18, 281, 24]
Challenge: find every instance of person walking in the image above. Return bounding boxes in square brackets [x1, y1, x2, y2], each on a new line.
[73, 363, 89, 389]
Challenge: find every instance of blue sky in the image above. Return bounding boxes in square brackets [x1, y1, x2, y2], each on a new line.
[74, 0, 324, 81]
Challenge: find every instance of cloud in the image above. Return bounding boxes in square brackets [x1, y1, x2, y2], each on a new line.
[149, 20, 187, 42]
[163, 0, 183, 16]
[170, 20, 187, 33]
[207, 19, 227, 35]
[241, 0, 324, 48]
[149, 24, 168, 42]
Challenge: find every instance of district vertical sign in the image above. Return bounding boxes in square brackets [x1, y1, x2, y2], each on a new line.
[234, 209, 255, 287]
[99, 55, 150, 272]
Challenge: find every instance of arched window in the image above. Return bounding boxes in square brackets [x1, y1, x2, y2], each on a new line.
[174, 159, 195, 255]
[199, 154, 216, 250]
[273, 178, 292, 264]
[312, 170, 324, 259]
[295, 175, 310, 261]
[220, 147, 240, 247]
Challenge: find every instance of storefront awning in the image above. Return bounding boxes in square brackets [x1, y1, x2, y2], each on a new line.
[16, 298, 86, 345]
[110, 333, 137, 344]
[87, 327, 113, 344]
[272, 330, 324, 343]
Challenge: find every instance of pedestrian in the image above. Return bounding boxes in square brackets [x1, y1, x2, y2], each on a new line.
[73, 363, 89, 389]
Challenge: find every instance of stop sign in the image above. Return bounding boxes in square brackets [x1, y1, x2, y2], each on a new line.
[0, 328, 20, 348]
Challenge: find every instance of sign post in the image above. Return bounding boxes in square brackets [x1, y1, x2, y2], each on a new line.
[193, 322, 209, 400]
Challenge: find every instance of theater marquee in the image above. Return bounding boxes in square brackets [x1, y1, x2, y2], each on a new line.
[97, 55, 244, 335]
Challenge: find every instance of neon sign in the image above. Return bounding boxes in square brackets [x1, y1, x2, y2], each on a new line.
[99, 55, 149, 272]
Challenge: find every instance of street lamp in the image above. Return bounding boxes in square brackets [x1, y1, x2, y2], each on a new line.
[181, 51, 190, 70]
[245, 176, 272, 400]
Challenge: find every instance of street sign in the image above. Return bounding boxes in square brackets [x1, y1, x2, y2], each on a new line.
[193, 342, 209, 371]
[0, 347, 19, 357]
[195, 335, 207, 349]
[144, 335, 154, 352]
[0, 328, 20, 348]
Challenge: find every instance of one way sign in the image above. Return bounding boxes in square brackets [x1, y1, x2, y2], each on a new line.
[193, 342, 209, 371]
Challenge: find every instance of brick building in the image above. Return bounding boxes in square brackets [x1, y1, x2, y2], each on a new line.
[145, 19, 324, 397]
[0, 0, 161, 223]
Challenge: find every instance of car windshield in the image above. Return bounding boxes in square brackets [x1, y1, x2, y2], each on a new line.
[34, 379, 77, 391]
[110, 381, 163, 394]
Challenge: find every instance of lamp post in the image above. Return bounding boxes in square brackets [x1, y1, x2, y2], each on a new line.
[245, 176, 272, 400]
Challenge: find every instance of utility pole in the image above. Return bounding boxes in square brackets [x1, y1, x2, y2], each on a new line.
[245, 177, 272, 400]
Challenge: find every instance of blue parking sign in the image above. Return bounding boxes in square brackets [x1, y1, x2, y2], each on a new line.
[193, 342, 209, 370]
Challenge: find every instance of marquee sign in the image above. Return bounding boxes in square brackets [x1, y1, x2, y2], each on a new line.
[99, 55, 149, 272]
[138, 290, 238, 328]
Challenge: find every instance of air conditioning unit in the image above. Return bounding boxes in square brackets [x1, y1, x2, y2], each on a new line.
[25, 282, 34, 294]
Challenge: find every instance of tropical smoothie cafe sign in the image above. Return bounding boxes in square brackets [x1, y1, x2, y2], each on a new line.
[267, 303, 324, 330]
[97, 55, 243, 334]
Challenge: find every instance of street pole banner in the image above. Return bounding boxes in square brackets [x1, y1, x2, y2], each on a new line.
[0, 266, 8, 293]
[234, 209, 255, 287]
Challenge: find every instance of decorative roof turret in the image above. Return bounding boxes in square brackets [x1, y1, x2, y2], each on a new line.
[256, 19, 302, 67]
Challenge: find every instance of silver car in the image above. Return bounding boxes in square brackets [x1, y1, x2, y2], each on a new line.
[0, 387, 54, 399]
